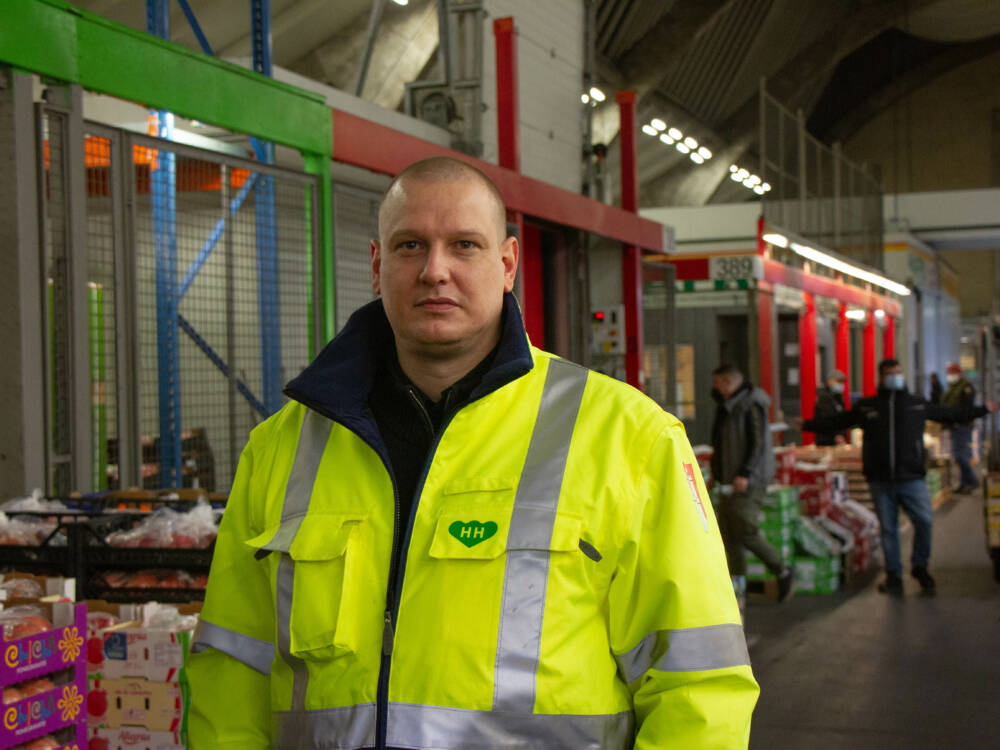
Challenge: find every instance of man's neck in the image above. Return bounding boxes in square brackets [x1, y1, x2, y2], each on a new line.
[396, 339, 497, 402]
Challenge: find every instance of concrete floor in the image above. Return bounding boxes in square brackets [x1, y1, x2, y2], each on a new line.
[746, 492, 1000, 750]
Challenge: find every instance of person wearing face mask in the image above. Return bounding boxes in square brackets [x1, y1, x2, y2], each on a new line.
[799, 359, 998, 597]
[812, 370, 849, 446]
[942, 362, 979, 493]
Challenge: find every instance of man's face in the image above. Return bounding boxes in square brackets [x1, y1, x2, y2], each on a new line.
[371, 175, 518, 359]
[713, 374, 739, 400]
[880, 363, 903, 385]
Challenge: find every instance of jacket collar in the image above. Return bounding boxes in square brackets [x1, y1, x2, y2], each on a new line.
[284, 292, 534, 426]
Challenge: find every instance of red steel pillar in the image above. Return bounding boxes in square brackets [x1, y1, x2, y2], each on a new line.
[799, 292, 818, 444]
[883, 314, 895, 360]
[836, 302, 852, 409]
[756, 290, 776, 418]
[617, 90, 643, 389]
[493, 17, 534, 338]
[863, 311, 877, 396]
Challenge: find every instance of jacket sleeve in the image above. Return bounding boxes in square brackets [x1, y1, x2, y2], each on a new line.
[803, 404, 862, 434]
[736, 402, 765, 479]
[925, 401, 987, 425]
[188, 440, 275, 749]
[609, 419, 759, 749]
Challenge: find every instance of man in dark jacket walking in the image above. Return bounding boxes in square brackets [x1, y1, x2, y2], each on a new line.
[942, 362, 979, 493]
[802, 359, 996, 596]
[711, 364, 794, 601]
[812, 370, 848, 446]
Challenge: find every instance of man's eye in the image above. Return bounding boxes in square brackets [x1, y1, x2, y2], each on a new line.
[457, 240, 477, 250]
[398, 241, 421, 251]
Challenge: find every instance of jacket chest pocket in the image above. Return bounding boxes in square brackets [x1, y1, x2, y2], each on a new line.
[247, 513, 366, 660]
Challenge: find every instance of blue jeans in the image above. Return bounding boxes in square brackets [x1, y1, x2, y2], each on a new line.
[869, 479, 934, 578]
[951, 424, 978, 488]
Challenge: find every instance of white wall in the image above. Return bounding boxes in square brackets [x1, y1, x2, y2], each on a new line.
[481, 1, 584, 193]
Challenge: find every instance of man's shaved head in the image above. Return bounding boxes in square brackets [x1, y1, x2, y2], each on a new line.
[378, 157, 508, 244]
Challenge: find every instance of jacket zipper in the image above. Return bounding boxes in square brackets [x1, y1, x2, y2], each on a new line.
[375, 393, 458, 750]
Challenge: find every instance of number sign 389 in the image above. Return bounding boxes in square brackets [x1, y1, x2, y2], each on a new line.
[709, 255, 759, 281]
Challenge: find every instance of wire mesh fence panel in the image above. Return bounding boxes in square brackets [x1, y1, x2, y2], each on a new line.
[129, 135, 317, 493]
[333, 184, 379, 332]
[83, 133, 118, 491]
[40, 110, 73, 496]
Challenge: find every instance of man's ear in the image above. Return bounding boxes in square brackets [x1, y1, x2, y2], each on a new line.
[371, 239, 382, 295]
[501, 235, 519, 293]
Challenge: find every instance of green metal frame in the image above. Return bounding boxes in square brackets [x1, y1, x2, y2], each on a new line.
[1, 0, 336, 342]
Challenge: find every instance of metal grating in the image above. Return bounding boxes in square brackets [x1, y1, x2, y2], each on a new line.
[333, 184, 379, 332]
[40, 110, 73, 497]
[129, 133, 316, 492]
[84, 133, 118, 491]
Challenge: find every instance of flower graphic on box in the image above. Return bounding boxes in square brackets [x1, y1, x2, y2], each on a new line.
[59, 625, 84, 663]
[59, 683, 84, 722]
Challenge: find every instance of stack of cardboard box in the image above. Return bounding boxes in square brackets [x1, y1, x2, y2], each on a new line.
[85, 602, 199, 750]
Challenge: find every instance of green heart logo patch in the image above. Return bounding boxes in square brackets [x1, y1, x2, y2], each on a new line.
[448, 520, 499, 548]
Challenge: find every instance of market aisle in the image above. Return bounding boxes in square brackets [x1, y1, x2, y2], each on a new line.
[747, 492, 1000, 750]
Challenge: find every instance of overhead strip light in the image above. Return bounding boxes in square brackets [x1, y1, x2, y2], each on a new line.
[762, 232, 788, 248]
[789, 242, 911, 296]
[650, 118, 666, 131]
[641, 124, 658, 136]
[845, 309, 867, 320]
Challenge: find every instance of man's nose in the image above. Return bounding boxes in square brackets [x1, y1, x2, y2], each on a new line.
[419, 244, 450, 284]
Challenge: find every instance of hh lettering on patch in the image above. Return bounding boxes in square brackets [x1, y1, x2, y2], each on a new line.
[682, 463, 710, 533]
[449, 520, 498, 548]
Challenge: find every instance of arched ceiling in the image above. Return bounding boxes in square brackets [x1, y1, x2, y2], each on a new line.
[74, 0, 1000, 208]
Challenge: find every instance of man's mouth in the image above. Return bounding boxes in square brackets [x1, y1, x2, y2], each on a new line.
[418, 298, 458, 312]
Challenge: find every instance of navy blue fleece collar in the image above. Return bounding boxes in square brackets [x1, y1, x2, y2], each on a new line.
[283, 292, 534, 426]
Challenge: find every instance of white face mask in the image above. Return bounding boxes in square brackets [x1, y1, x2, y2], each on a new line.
[946, 373, 960, 385]
[830, 383, 844, 394]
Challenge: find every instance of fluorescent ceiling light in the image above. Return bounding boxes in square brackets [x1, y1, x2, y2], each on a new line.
[651, 118, 666, 131]
[690, 153, 704, 164]
[683, 136, 698, 149]
[676, 143, 691, 154]
[754, 185, 765, 195]
[789, 242, 911, 296]
[667, 127, 682, 140]
[730, 164, 739, 173]
[730, 172, 742, 182]
[845, 309, 867, 320]
[736, 168, 749, 180]
[641, 124, 658, 136]
[742, 178, 755, 188]
[762, 182, 772, 192]
[762, 232, 788, 247]
[698, 146, 712, 159]
[391, 0, 408, 5]
[589, 87, 606, 102]
[581, 94, 590, 104]
[874, 309, 886, 319]
[659, 134, 675, 145]
[747, 175, 761, 186]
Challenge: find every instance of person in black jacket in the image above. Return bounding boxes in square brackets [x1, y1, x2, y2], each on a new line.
[800, 359, 997, 596]
[928, 372, 943, 404]
[812, 370, 848, 446]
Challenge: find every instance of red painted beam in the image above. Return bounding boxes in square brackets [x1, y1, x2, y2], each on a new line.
[756, 290, 775, 418]
[836, 302, 851, 410]
[883, 315, 896, 359]
[493, 18, 519, 173]
[617, 90, 643, 390]
[799, 292, 818, 445]
[330, 109, 663, 251]
[762, 258, 902, 318]
[863, 313, 877, 396]
[521, 223, 544, 347]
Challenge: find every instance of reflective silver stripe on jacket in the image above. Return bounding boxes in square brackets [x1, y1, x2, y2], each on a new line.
[493, 358, 589, 712]
[272, 703, 631, 750]
[275, 409, 333, 716]
[191, 618, 275, 675]
[615, 623, 751, 684]
[272, 703, 376, 750]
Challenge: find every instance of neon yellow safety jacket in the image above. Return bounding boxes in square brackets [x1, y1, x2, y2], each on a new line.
[188, 296, 758, 749]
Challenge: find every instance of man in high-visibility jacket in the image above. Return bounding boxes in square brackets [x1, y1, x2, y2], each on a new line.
[187, 156, 758, 749]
